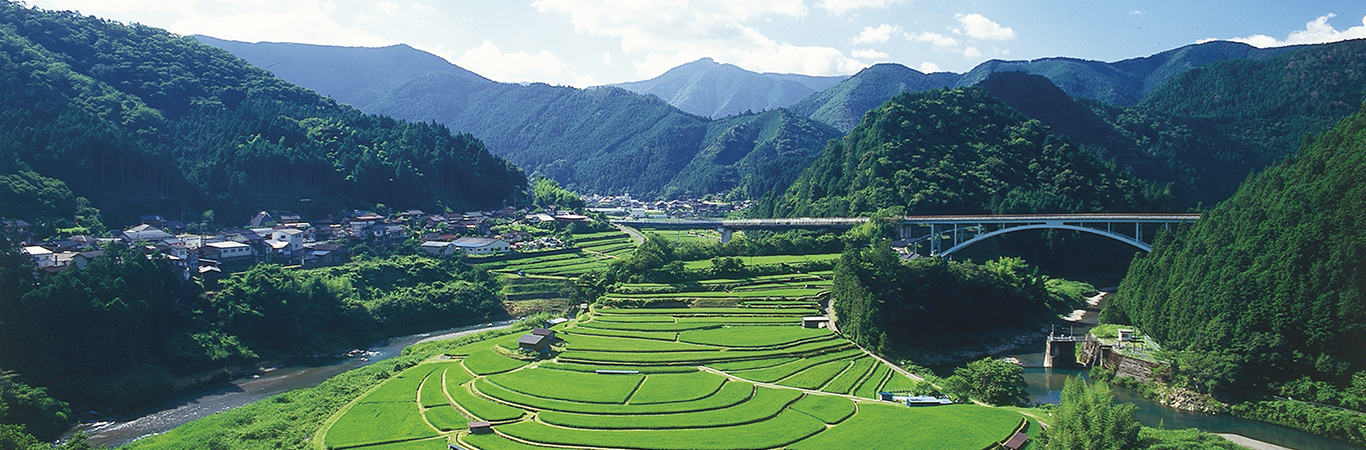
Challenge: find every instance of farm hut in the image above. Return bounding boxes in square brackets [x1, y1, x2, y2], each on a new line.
[546, 317, 569, 327]
[1003, 432, 1028, 449]
[1117, 328, 1136, 342]
[468, 421, 492, 435]
[517, 334, 549, 352]
[802, 316, 830, 329]
[530, 328, 556, 339]
[878, 392, 896, 401]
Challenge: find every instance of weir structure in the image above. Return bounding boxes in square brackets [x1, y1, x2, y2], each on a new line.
[615, 213, 1200, 253]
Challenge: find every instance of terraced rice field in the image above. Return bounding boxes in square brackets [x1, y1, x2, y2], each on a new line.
[318, 302, 1028, 450]
[476, 230, 636, 278]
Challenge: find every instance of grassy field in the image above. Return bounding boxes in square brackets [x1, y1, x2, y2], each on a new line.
[314, 271, 1028, 450]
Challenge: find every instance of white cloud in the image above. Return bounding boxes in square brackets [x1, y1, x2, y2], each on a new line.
[410, 3, 436, 14]
[377, 2, 400, 15]
[852, 24, 902, 44]
[456, 41, 596, 86]
[961, 46, 981, 57]
[954, 13, 1015, 40]
[910, 31, 959, 49]
[851, 48, 890, 60]
[1129, 10, 1143, 15]
[533, 0, 866, 78]
[917, 61, 941, 73]
[1230, 13, 1366, 47]
[817, 0, 902, 16]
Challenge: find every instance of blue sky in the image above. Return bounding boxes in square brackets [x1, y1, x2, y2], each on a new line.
[23, 0, 1366, 87]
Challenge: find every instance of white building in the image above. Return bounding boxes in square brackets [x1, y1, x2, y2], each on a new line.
[24, 246, 55, 268]
[451, 237, 510, 255]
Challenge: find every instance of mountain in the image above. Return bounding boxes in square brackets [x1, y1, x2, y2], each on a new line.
[793, 40, 1306, 133]
[363, 71, 841, 198]
[607, 57, 847, 118]
[197, 39, 842, 199]
[772, 87, 1173, 218]
[976, 71, 1262, 207]
[0, 3, 525, 227]
[192, 36, 492, 110]
[786, 64, 959, 133]
[1109, 102, 1366, 401]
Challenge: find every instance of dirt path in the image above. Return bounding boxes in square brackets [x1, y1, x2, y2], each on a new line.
[1217, 433, 1294, 450]
[615, 224, 644, 245]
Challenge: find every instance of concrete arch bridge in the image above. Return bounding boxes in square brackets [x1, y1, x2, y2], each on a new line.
[614, 213, 1199, 255]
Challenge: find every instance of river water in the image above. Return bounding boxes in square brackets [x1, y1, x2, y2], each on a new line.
[1012, 293, 1363, 450]
[67, 319, 517, 448]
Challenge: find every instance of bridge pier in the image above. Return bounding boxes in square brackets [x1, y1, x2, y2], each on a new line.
[719, 227, 733, 244]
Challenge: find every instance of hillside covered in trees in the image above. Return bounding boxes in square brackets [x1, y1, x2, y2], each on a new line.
[0, 2, 525, 228]
[363, 72, 842, 198]
[1108, 103, 1366, 401]
[769, 87, 1173, 218]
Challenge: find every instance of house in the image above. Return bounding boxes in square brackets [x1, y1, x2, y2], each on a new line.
[546, 318, 569, 327]
[23, 246, 55, 268]
[138, 214, 166, 228]
[525, 213, 556, 224]
[530, 328, 557, 340]
[349, 213, 385, 234]
[301, 243, 349, 268]
[269, 229, 305, 258]
[0, 219, 30, 234]
[451, 237, 510, 255]
[802, 316, 830, 329]
[72, 250, 103, 270]
[247, 211, 275, 227]
[276, 211, 303, 224]
[201, 241, 254, 263]
[467, 421, 492, 435]
[420, 241, 460, 257]
[517, 334, 549, 352]
[122, 224, 174, 243]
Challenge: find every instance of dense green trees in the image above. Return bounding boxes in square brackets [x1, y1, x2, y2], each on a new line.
[0, 1, 524, 225]
[832, 243, 1073, 358]
[1046, 377, 1140, 450]
[776, 87, 1172, 218]
[531, 177, 584, 209]
[941, 358, 1028, 406]
[1109, 101, 1366, 400]
[0, 239, 504, 416]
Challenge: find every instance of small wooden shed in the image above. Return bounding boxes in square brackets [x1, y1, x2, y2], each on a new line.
[468, 421, 492, 435]
[517, 334, 549, 352]
[530, 328, 557, 339]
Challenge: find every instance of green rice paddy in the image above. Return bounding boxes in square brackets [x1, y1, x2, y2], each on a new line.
[318, 271, 1028, 450]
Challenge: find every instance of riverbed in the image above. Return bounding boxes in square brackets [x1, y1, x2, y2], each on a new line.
[67, 319, 517, 448]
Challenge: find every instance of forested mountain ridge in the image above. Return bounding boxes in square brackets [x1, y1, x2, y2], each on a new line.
[196, 40, 843, 199]
[976, 72, 1264, 207]
[362, 70, 840, 198]
[1108, 102, 1366, 399]
[0, 2, 524, 227]
[793, 40, 1306, 134]
[606, 57, 848, 118]
[193, 35, 493, 111]
[769, 87, 1174, 218]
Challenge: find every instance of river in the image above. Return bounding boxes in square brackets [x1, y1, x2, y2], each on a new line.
[66, 319, 517, 448]
[1011, 293, 1363, 450]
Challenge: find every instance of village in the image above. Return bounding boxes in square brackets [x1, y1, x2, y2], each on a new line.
[2, 195, 748, 279]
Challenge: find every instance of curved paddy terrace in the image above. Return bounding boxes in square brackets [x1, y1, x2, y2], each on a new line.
[314, 298, 1036, 450]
